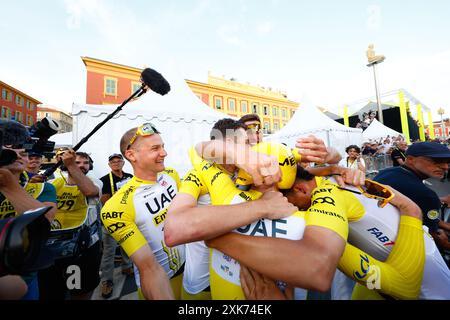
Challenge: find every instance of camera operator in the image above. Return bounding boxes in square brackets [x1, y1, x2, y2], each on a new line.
[1, 120, 57, 300]
[37, 149, 103, 300]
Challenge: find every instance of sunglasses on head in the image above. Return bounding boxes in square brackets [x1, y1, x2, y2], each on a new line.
[127, 123, 160, 150]
[338, 179, 394, 208]
[246, 123, 261, 132]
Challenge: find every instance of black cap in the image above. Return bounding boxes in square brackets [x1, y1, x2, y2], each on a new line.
[28, 151, 43, 157]
[406, 142, 450, 158]
[108, 153, 123, 161]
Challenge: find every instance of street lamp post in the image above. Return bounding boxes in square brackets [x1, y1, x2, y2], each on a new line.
[437, 107, 446, 139]
[366, 44, 386, 124]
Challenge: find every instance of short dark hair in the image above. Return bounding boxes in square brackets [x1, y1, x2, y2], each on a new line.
[281, 165, 315, 195]
[345, 145, 361, 154]
[210, 118, 247, 140]
[239, 113, 261, 124]
[75, 151, 91, 160]
[295, 165, 315, 181]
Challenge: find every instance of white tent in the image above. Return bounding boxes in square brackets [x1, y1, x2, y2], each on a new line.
[72, 64, 229, 178]
[336, 88, 431, 119]
[362, 119, 404, 141]
[267, 98, 363, 156]
[52, 131, 73, 148]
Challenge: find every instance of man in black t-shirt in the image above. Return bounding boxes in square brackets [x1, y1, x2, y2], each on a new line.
[390, 141, 407, 167]
[100, 154, 133, 203]
[99, 153, 133, 299]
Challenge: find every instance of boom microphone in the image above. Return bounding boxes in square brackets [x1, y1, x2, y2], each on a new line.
[140, 68, 171, 96]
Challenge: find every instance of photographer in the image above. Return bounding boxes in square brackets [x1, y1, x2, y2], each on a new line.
[37, 149, 103, 300]
[1, 120, 57, 300]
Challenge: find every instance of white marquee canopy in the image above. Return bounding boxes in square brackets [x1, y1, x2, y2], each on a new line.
[267, 98, 363, 157]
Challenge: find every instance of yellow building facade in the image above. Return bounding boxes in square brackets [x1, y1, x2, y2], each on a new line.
[37, 106, 73, 133]
[187, 73, 299, 133]
[81, 57, 299, 133]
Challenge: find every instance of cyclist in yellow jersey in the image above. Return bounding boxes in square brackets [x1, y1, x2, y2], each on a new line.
[193, 142, 426, 299]
[165, 119, 298, 300]
[101, 123, 185, 300]
[285, 169, 449, 299]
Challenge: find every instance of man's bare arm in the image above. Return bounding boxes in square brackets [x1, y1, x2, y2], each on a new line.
[206, 226, 346, 292]
[100, 194, 111, 205]
[62, 150, 98, 197]
[165, 191, 298, 247]
[295, 136, 341, 164]
[305, 165, 365, 187]
[0, 168, 56, 219]
[130, 245, 174, 300]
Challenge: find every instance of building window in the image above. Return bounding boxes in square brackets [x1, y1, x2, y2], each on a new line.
[26, 101, 34, 111]
[2, 88, 11, 101]
[281, 108, 287, 118]
[240, 101, 248, 113]
[26, 115, 34, 126]
[45, 112, 51, 118]
[215, 97, 222, 110]
[273, 122, 279, 131]
[1, 106, 10, 119]
[272, 106, 278, 117]
[131, 82, 141, 94]
[228, 99, 235, 112]
[263, 105, 269, 116]
[15, 95, 24, 106]
[252, 103, 259, 114]
[15, 111, 23, 123]
[263, 122, 270, 134]
[104, 77, 117, 96]
[291, 109, 295, 117]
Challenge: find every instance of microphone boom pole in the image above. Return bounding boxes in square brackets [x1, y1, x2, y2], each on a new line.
[42, 67, 170, 179]
[42, 84, 146, 178]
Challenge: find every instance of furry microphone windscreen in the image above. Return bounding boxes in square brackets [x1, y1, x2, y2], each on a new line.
[0, 119, 30, 147]
[140, 68, 171, 96]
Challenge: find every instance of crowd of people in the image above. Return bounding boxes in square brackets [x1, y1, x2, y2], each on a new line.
[1, 111, 449, 301]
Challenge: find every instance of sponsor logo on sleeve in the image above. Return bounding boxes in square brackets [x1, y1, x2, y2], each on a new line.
[312, 196, 336, 206]
[107, 222, 126, 234]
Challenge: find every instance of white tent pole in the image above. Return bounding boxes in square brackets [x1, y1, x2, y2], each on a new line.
[326, 130, 331, 147]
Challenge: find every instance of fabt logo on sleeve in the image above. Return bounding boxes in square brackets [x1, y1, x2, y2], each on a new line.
[102, 211, 124, 220]
[367, 227, 395, 246]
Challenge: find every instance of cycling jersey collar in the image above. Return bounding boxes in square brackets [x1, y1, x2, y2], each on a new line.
[133, 175, 157, 185]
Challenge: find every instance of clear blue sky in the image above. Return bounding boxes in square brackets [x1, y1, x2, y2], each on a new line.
[1, 0, 449, 119]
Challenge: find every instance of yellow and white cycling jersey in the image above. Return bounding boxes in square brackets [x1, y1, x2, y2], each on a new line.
[190, 149, 348, 299]
[326, 176, 450, 300]
[178, 168, 212, 297]
[190, 143, 429, 300]
[101, 168, 185, 289]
